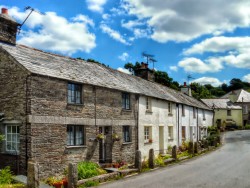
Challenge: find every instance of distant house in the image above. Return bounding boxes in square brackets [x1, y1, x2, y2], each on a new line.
[221, 89, 250, 126]
[0, 8, 213, 179]
[202, 99, 242, 129]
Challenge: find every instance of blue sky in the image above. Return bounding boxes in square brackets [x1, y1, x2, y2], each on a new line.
[1, 0, 250, 86]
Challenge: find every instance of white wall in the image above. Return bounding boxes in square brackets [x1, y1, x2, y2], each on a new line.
[138, 96, 177, 159]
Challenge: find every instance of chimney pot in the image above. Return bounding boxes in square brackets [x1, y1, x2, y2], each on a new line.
[1, 8, 8, 15]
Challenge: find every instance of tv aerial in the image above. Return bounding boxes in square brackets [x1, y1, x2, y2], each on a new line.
[18, 6, 45, 33]
[187, 74, 195, 84]
[142, 52, 157, 70]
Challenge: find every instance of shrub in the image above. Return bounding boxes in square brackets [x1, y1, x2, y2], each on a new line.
[177, 151, 189, 159]
[0, 184, 26, 188]
[0, 167, 13, 184]
[245, 125, 250, 129]
[179, 141, 189, 152]
[154, 156, 164, 167]
[84, 180, 99, 187]
[78, 161, 106, 180]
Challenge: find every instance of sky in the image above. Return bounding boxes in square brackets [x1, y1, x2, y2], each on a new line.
[1, 0, 250, 87]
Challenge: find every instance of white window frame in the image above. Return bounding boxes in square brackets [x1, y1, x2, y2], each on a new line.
[5, 124, 20, 153]
[146, 97, 152, 112]
[122, 93, 130, 110]
[144, 126, 152, 143]
[202, 109, 206, 120]
[243, 105, 248, 114]
[168, 102, 172, 115]
[67, 83, 82, 104]
[168, 126, 174, 141]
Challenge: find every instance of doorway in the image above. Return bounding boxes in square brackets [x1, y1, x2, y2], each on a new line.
[99, 126, 112, 163]
[159, 126, 164, 154]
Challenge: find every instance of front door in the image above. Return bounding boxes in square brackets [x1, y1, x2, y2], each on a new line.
[159, 126, 164, 154]
[99, 126, 112, 163]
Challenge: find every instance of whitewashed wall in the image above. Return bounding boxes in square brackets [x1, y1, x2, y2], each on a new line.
[138, 96, 177, 159]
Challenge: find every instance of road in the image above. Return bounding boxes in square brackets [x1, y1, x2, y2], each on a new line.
[98, 130, 250, 188]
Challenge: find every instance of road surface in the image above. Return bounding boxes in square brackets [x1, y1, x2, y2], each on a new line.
[98, 130, 250, 188]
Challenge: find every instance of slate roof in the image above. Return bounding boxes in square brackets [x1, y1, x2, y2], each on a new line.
[201, 99, 242, 110]
[221, 89, 250, 103]
[0, 42, 211, 110]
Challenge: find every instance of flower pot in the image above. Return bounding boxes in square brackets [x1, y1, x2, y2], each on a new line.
[53, 181, 63, 188]
[62, 178, 68, 188]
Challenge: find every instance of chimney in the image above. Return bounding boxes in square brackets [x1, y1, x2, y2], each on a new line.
[134, 62, 155, 81]
[0, 8, 20, 45]
[181, 82, 192, 96]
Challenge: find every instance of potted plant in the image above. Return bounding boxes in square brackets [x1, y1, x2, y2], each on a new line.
[96, 133, 104, 141]
[46, 177, 63, 188]
[149, 138, 153, 143]
[112, 133, 120, 141]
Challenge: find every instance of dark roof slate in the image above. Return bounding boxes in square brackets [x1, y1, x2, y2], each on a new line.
[0, 42, 211, 110]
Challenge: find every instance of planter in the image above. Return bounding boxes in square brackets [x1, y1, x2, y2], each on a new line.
[53, 182, 63, 188]
[62, 178, 68, 188]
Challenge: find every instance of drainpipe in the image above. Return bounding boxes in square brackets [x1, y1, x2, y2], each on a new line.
[94, 86, 97, 133]
[136, 94, 140, 151]
[176, 104, 179, 146]
[25, 74, 31, 175]
[196, 108, 199, 141]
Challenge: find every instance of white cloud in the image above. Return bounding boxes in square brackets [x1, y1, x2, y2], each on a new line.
[243, 74, 250, 82]
[170, 66, 178, 72]
[6, 6, 96, 55]
[123, 0, 250, 43]
[121, 19, 144, 30]
[183, 36, 250, 70]
[191, 77, 223, 87]
[118, 52, 129, 61]
[178, 57, 223, 73]
[86, 0, 107, 13]
[117, 67, 132, 74]
[184, 36, 250, 55]
[100, 24, 130, 45]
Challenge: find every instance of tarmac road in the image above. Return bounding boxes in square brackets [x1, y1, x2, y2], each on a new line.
[98, 130, 250, 188]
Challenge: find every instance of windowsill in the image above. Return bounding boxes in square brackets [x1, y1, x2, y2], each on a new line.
[65, 145, 87, 149]
[144, 142, 153, 145]
[122, 142, 133, 145]
[146, 110, 153, 113]
[168, 139, 174, 142]
[122, 109, 132, 112]
[1, 151, 19, 156]
[67, 103, 84, 106]
[168, 113, 173, 116]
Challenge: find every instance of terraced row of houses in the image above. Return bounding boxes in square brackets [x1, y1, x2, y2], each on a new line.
[0, 8, 213, 178]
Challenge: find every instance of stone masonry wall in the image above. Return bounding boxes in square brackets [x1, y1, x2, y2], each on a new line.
[0, 47, 29, 175]
[28, 75, 137, 179]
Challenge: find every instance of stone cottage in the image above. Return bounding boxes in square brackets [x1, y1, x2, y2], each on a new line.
[0, 8, 213, 179]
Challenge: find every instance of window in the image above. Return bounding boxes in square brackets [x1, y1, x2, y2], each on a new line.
[146, 97, 152, 111]
[182, 126, 186, 141]
[67, 125, 85, 146]
[168, 102, 172, 115]
[144, 126, 152, 143]
[168, 126, 173, 140]
[193, 107, 196, 118]
[5, 125, 20, 153]
[243, 105, 248, 114]
[182, 105, 185, 116]
[123, 126, 131, 142]
[122, 93, 130, 110]
[227, 109, 231, 116]
[67, 83, 82, 104]
[202, 109, 206, 120]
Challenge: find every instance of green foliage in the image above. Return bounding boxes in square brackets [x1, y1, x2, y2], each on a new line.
[0, 167, 13, 185]
[245, 125, 250, 129]
[0, 135, 4, 142]
[179, 141, 189, 152]
[78, 161, 106, 180]
[0, 184, 26, 188]
[83, 180, 99, 187]
[154, 156, 164, 167]
[177, 151, 189, 158]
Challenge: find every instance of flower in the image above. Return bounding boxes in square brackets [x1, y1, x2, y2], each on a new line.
[96, 133, 104, 140]
[112, 133, 120, 141]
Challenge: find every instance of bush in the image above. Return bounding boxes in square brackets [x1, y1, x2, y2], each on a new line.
[177, 151, 189, 158]
[245, 125, 250, 129]
[0, 167, 13, 184]
[154, 156, 164, 167]
[78, 162, 106, 180]
[179, 141, 189, 152]
[0, 184, 26, 188]
[83, 180, 99, 187]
